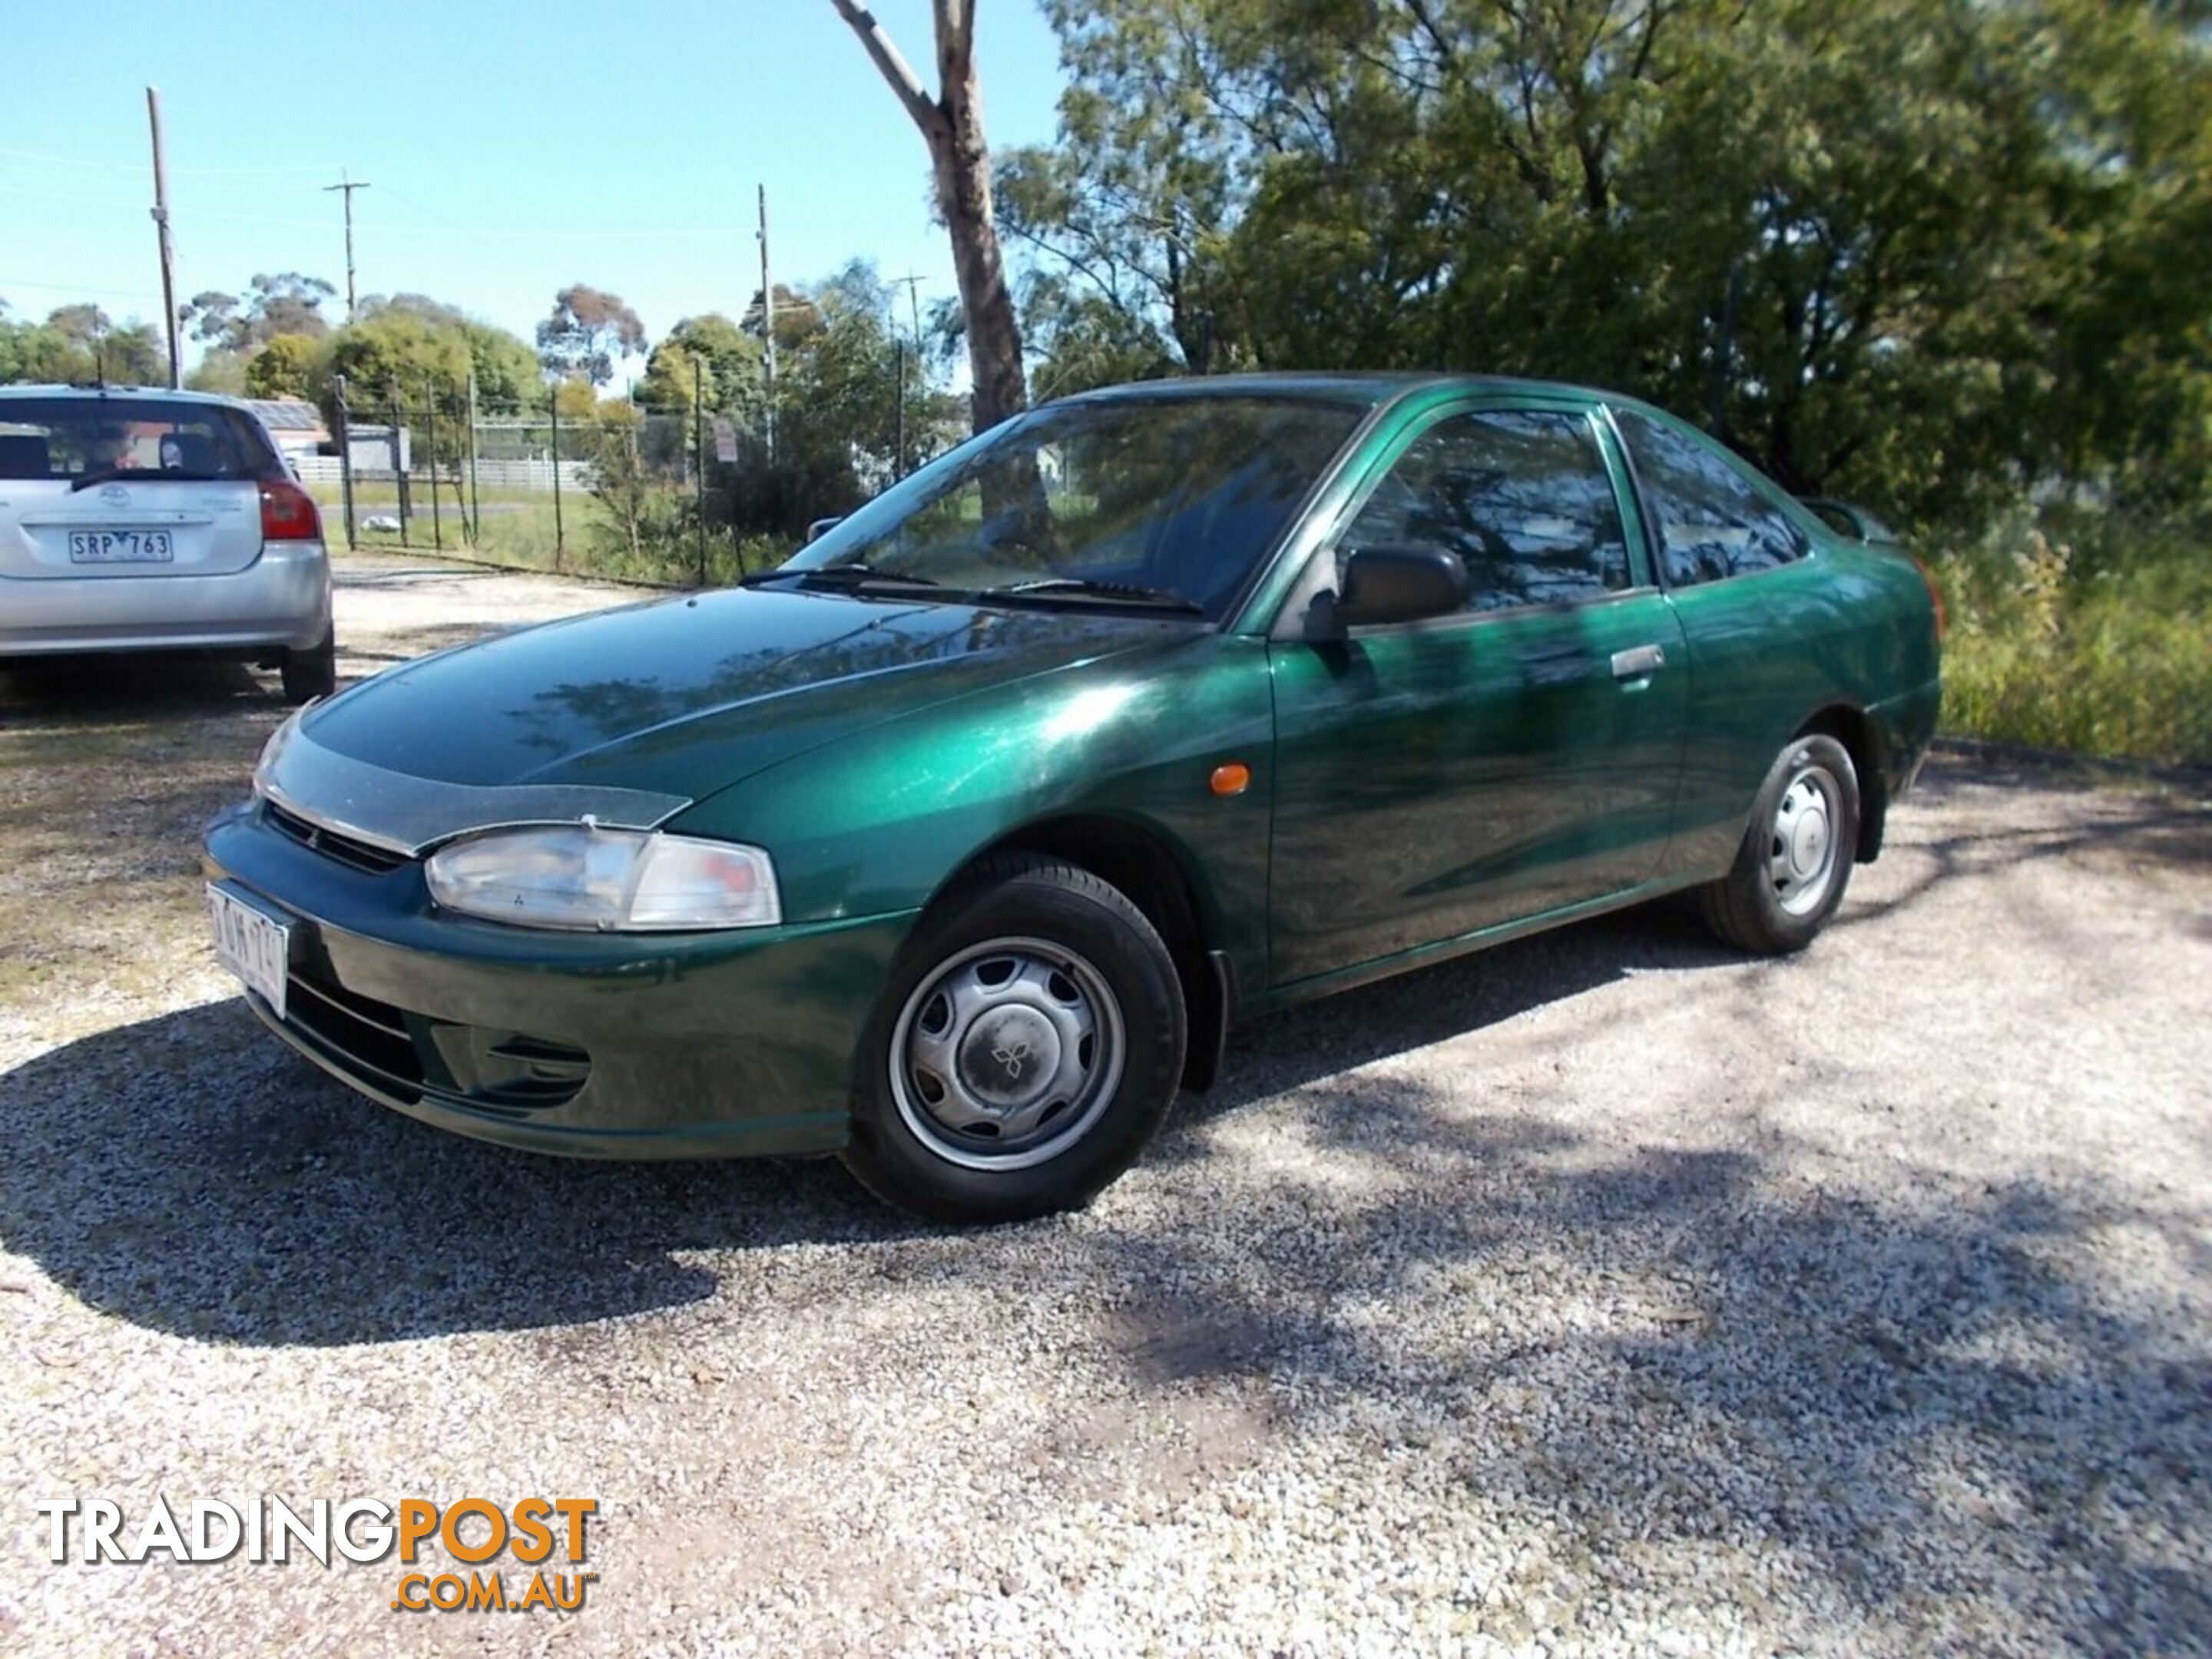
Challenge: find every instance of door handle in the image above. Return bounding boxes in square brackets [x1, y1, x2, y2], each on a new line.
[1611, 644, 1667, 679]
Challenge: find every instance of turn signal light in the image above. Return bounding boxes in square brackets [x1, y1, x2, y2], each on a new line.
[1910, 555, 1946, 643]
[260, 478, 323, 542]
[1210, 763, 1251, 796]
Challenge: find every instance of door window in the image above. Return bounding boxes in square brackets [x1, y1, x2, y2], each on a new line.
[1614, 409, 1806, 586]
[1339, 409, 1631, 613]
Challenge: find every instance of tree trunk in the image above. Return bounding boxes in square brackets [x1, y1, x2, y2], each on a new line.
[930, 58, 1026, 431]
[831, 0, 1028, 434]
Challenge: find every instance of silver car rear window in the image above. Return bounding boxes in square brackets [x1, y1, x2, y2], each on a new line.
[0, 396, 281, 483]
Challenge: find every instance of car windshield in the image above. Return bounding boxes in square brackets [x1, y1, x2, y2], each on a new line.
[785, 395, 1363, 621]
[0, 396, 280, 484]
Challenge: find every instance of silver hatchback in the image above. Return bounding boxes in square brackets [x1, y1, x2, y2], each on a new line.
[0, 386, 334, 701]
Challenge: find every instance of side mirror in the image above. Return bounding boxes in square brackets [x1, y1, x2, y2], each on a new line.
[1334, 545, 1468, 628]
[805, 515, 843, 545]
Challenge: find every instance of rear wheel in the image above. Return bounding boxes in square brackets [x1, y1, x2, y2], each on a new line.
[842, 854, 1185, 1224]
[280, 631, 336, 703]
[1697, 733, 1859, 954]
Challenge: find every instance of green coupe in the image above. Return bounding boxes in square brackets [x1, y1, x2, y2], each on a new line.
[204, 375, 1942, 1222]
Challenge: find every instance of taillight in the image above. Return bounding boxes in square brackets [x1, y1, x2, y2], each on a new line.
[1909, 555, 1945, 643]
[260, 478, 322, 542]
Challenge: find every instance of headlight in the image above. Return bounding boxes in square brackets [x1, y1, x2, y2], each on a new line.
[253, 707, 305, 800]
[424, 825, 781, 932]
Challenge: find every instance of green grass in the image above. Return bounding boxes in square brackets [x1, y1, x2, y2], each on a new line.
[1930, 508, 2211, 768]
[307, 482, 793, 587]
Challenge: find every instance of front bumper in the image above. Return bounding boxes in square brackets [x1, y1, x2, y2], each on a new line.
[0, 542, 330, 656]
[204, 802, 917, 1159]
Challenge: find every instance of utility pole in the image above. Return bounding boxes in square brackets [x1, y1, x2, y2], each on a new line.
[323, 171, 371, 320]
[895, 270, 925, 346]
[757, 184, 775, 462]
[892, 271, 923, 478]
[144, 87, 180, 389]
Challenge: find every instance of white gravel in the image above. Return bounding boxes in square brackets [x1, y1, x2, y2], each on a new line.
[1, 552, 2207, 1656]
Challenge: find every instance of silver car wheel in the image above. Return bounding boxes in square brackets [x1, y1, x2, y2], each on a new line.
[888, 935, 1126, 1172]
[1769, 763, 1843, 917]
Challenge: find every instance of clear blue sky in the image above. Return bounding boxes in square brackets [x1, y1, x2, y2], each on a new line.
[0, 0, 1067, 376]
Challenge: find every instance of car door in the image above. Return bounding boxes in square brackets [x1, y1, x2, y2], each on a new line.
[1265, 399, 1689, 987]
[1607, 406, 1842, 879]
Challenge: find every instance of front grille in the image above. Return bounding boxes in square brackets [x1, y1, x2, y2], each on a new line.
[264, 800, 410, 876]
[283, 965, 425, 1098]
[278, 960, 591, 1117]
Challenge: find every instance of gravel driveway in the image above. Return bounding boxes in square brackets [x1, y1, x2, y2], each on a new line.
[2, 553, 2207, 1656]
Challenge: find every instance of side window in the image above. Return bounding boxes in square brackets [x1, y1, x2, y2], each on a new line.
[1340, 409, 1631, 613]
[1614, 409, 1806, 586]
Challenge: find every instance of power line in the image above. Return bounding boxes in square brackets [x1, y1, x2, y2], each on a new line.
[0, 144, 345, 176]
[0, 180, 754, 239]
[0, 276, 167, 301]
[376, 185, 453, 225]
[0, 161, 310, 199]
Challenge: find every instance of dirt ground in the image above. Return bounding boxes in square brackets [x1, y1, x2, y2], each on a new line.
[1, 551, 2206, 1656]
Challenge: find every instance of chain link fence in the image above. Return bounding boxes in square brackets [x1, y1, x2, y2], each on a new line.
[313, 385, 796, 588]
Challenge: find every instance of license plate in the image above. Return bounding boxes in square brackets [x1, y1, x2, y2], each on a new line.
[207, 882, 292, 1018]
[69, 529, 174, 563]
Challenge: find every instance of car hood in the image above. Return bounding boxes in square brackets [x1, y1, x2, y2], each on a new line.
[296, 585, 1183, 805]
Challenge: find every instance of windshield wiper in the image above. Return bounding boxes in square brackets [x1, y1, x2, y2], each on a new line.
[739, 562, 941, 591]
[69, 468, 232, 492]
[982, 577, 1204, 614]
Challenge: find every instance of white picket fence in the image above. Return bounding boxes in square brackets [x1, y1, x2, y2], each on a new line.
[292, 455, 591, 492]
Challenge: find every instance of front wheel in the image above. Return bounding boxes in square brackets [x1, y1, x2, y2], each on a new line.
[280, 631, 336, 704]
[1697, 733, 1860, 954]
[841, 854, 1186, 1224]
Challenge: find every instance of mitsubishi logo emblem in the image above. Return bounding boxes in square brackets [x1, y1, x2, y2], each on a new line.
[992, 1038, 1031, 1080]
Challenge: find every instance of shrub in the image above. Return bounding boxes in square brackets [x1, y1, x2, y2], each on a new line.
[1932, 507, 2211, 767]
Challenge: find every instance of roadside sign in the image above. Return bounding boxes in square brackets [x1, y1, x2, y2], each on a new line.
[712, 417, 739, 464]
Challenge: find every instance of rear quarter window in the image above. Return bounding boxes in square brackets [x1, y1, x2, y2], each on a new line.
[1614, 409, 1807, 587]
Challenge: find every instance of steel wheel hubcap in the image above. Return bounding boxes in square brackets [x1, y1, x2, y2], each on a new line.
[1769, 763, 1842, 917]
[889, 936, 1124, 1171]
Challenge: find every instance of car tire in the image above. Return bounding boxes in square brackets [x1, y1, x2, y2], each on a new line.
[280, 631, 336, 704]
[1697, 733, 1860, 955]
[841, 853, 1187, 1224]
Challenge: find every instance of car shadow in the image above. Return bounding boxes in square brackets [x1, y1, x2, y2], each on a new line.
[0, 996, 907, 1347]
[0, 903, 1735, 1350]
[0, 653, 282, 719]
[1173, 900, 1740, 1141]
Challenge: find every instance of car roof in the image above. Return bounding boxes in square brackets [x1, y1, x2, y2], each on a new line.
[1057, 370, 1654, 414]
[0, 383, 253, 408]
